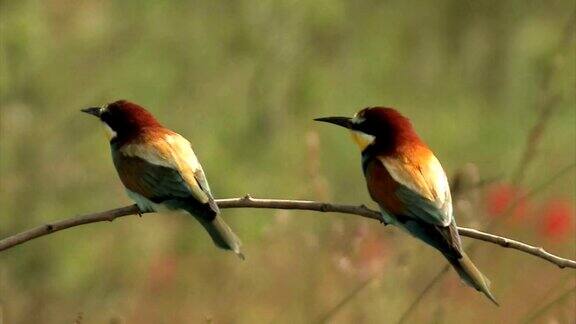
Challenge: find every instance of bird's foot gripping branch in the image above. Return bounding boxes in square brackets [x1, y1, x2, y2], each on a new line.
[0, 196, 575, 270]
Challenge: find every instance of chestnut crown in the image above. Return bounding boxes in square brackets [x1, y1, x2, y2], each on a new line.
[81, 100, 162, 140]
[351, 107, 415, 137]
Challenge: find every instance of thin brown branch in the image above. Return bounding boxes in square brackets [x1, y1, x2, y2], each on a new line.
[1, 196, 574, 269]
[458, 228, 575, 269]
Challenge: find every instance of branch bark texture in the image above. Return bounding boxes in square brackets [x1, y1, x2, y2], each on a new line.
[1, 196, 574, 269]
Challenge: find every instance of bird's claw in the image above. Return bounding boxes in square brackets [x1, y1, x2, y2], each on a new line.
[135, 206, 144, 217]
[378, 218, 389, 226]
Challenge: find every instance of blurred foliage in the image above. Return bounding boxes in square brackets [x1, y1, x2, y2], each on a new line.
[1, 0, 575, 323]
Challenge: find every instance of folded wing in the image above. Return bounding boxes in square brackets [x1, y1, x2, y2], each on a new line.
[367, 151, 452, 227]
[113, 131, 218, 216]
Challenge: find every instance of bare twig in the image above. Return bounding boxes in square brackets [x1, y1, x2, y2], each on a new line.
[1, 196, 574, 269]
[458, 227, 575, 268]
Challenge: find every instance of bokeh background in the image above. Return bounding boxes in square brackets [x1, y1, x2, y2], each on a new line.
[1, 1, 575, 323]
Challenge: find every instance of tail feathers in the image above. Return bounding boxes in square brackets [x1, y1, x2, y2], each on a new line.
[197, 215, 244, 260]
[448, 252, 499, 306]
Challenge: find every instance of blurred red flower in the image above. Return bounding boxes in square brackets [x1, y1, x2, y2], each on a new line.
[540, 199, 574, 240]
[485, 183, 529, 220]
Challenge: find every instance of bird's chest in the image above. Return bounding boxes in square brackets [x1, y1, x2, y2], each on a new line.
[363, 157, 406, 216]
[110, 146, 153, 196]
[111, 148, 131, 185]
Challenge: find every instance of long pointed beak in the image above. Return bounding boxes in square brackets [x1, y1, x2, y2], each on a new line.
[314, 116, 354, 129]
[81, 107, 103, 117]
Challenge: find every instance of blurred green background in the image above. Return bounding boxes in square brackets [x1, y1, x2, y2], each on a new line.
[1, 1, 575, 323]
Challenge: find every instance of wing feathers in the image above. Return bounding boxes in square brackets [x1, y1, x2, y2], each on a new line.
[115, 132, 214, 208]
[372, 149, 452, 226]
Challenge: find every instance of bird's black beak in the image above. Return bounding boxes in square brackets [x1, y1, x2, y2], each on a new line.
[314, 116, 354, 129]
[81, 107, 103, 118]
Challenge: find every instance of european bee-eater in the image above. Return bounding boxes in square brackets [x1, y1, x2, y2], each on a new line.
[82, 100, 243, 258]
[315, 107, 497, 304]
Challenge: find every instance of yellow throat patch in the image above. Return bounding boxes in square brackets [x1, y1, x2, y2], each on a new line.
[350, 130, 375, 151]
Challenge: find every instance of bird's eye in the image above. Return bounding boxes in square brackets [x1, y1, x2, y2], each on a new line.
[353, 109, 368, 125]
[99, 110, 112, 123]
[360, 107, 371, 117]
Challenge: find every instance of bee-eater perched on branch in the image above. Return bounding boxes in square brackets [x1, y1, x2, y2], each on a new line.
[82, 100, 243, 259]
[315, 107, 497, 304]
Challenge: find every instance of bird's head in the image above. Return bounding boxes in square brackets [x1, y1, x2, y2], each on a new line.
[314, 107, 419, 153]
[81, 100, 161, 142]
